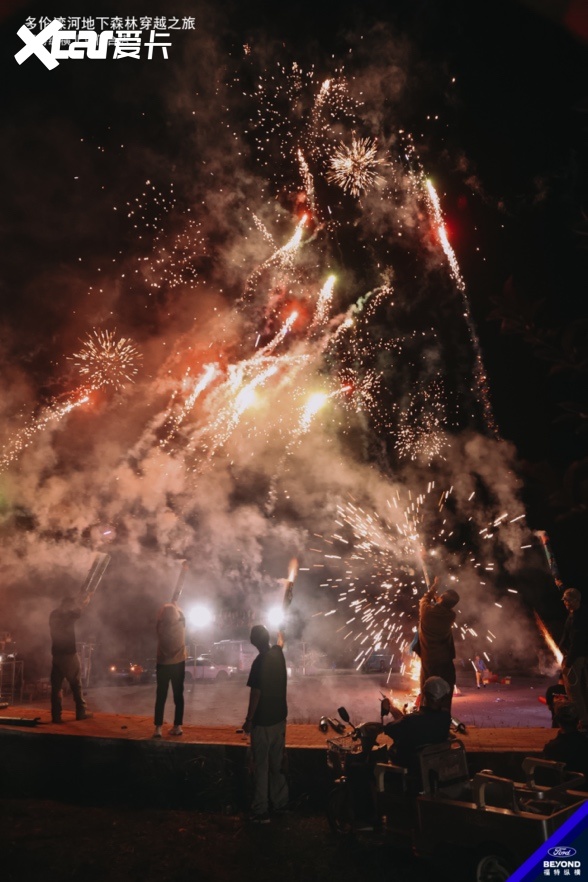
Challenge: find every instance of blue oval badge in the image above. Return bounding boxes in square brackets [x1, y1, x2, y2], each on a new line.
[548, 847, 577, 858]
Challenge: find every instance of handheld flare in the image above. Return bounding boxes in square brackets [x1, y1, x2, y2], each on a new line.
[171, 560, 188, 604]
[284, 557, 298, 609]
[534, 531, 563, 590]
[79, 552, 111, 604]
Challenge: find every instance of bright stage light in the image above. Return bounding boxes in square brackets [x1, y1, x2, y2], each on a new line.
[266, 604, 285, 629]
[187, 603, 215, 629]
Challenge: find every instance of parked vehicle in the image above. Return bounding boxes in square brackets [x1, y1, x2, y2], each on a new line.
[184, 656, 236, 683]
[325, 699, 588, 882]
[141, 658, 157, 682]
[210, 640, 257, 673]
[361, 650, 394, 674]
[104, 659, 149, 685]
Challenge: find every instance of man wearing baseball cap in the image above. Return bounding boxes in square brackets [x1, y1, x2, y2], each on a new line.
[384, 676, 452, 773]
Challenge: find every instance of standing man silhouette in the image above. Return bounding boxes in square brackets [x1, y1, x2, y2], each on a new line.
[153, 601, 187, 738]
[418, 576, 460, 711]
[49, 595, 91, 723]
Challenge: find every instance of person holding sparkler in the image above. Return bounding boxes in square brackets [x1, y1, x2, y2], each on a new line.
[558, 588, 588, 731]
[242, 562, 296, 824]
[545, 671, 568, 727]
[49, 595, 92, 723]
[417, 576, 460, 712]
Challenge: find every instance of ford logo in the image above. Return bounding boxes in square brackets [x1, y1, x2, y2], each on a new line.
[548, 847, 577, 858]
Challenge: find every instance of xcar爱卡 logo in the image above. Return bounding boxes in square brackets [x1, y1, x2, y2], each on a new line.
[15, 20, 172, 70]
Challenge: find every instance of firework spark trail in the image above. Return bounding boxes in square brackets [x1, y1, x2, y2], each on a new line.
[180, 363, 219, 415]
[253, 311, 299, 361]
[394, 379, 450, 462]
[125, 309, 303, 471]
[315, 78, 331, 111]
[273, 216, 306, 261]
[184, 361, 279, 465]
[251, 213, 276, 245]
[266, 380, 353, 513]
[425, 180, 498, 437]
[243, 215, 307, 299]
[310, 275, 336, 331]
[327, 135, 383, 198]
[307, 77, 362, 166]
[0, 391, 91, 471]
[251, 65, 362, 211]
[325, 287, 439, 444]
[534, 611, 564, 666]
[158, 363, 220, 449]
[297, 149, 316, 212]
[124, 181, 207, 291]
[356, 285, 395, 318]
[184, 348, 311, 468]
[299, 391, 330, 432]
[265, 388, 331, 513]
[425, 180, 465, 291]
[69, 329, 142, 390]
[131, 206, 311, 474]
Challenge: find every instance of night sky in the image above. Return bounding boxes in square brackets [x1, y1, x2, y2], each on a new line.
[0, 0, 586, 667]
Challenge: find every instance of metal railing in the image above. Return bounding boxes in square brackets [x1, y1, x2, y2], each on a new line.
[0, 660, 24, 704]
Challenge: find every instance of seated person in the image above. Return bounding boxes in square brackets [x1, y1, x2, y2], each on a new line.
[542, 702, 588, 787]
[473, 654, 490, 688]
[545, 671, 568, 728]
[384, 676, 451, 774]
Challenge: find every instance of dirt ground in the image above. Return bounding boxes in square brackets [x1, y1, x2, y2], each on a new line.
[1, 797, 458, 882]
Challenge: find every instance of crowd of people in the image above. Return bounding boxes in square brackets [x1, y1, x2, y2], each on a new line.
[47, 571, 588, 822]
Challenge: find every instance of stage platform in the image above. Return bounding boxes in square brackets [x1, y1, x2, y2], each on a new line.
[0, 707, 554, 812]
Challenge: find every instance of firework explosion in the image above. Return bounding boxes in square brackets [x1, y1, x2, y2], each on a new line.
[70, 330, 142, 390]
[327, 135, 383, 198]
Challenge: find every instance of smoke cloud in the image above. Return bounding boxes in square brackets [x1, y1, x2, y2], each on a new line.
[0, 2, 551, 677]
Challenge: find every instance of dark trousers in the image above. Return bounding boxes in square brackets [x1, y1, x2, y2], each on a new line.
[154, 661, 185, 726]
[250, 719, 288, 815]
[51, 652, 86, 721]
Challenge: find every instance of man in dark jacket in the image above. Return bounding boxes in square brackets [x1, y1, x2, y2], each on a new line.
[49, 595, 91, 723]
[242, 624, 288, 823]
[559, 588, 588, 730]
[418, 577, 459, 711]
